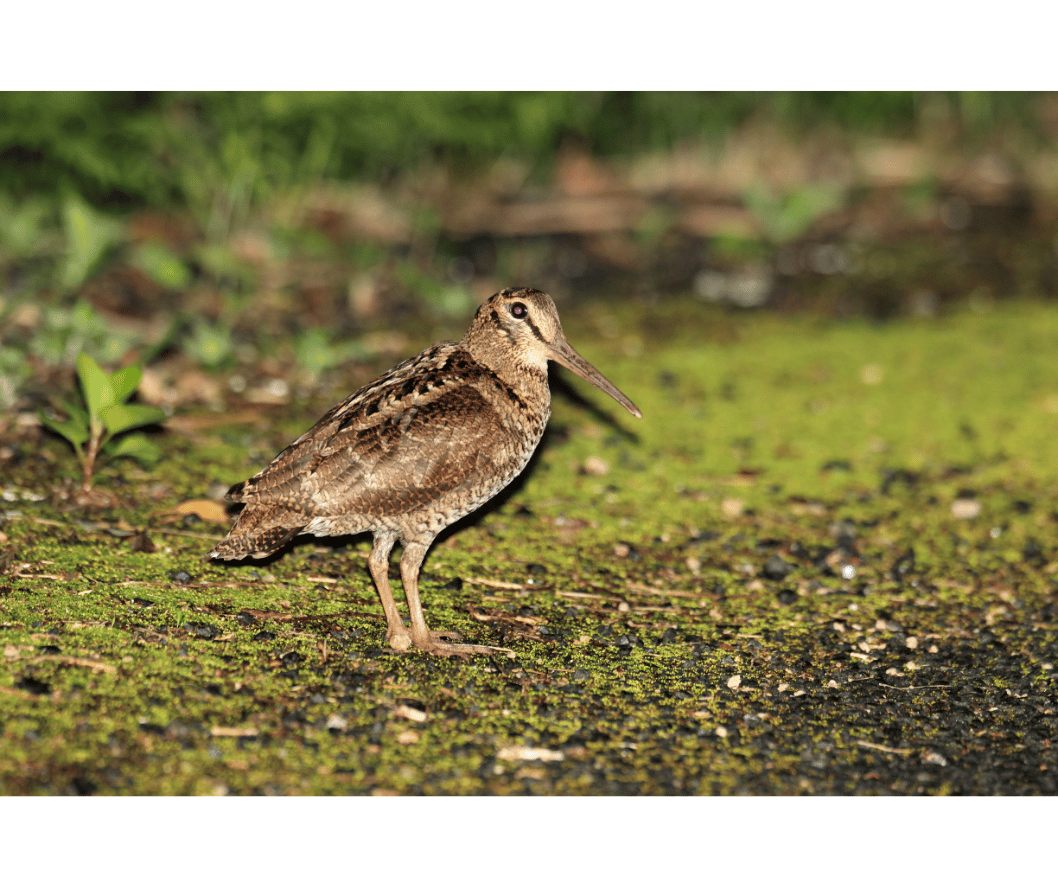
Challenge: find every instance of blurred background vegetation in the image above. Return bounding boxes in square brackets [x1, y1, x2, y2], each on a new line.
[2, 92, 1048, 206]
[2, 91, 1057, 414]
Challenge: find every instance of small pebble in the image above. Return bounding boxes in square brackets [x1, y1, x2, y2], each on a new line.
[762, 554, 792, 580]
[583, 456, 609, 476]
[860, 364, 884, 385]
[952, 498, 981, 519]
[726, 675, 742, 689]
[721, 498, 744, 518]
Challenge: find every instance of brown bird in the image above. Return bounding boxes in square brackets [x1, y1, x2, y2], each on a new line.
[210, 287, 641, 655]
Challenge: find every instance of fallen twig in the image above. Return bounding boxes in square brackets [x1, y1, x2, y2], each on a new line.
[461, 576, 526, 590]
[555, 590, 607, 601]
[210, 726, 259, 738]
[625, 582, 701, 599]
[0, 685, 43, 701]
[33, 655, 116, 674]
[879, 683, 952, 691]
[856, 740, 914, 755]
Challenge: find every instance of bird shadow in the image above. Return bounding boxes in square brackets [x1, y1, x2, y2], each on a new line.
[549, 367, 641, 445]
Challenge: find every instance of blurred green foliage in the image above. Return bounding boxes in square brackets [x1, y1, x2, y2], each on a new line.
[130, 240, 193, 289]
[0, 92, 1046, 215]
[0, 343, 29, 410]
[293, 326, 371, 379]
[0, 91, 1051, 401]
[182, 319, 238, 371]
[60, 195, 123, 291]
[744, 182, 846, 245]
[30, 299, 136, 366]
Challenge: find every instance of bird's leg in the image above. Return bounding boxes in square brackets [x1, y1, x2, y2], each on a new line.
[399, 539, 509, 657]
[367, 530, 413, 651]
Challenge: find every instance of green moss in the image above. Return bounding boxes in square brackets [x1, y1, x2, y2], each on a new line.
[3, 298, 1058, 794]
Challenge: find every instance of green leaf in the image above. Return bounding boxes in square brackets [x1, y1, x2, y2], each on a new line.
[41, 414, 90, 449]
[109, 364, 142, 403]
[0, 195, 49, 258]
[187, 321, 235, 370]
[294, 327, 337, 375]
[98, 402, 166, 436]
[132, 241, 193, 290]
[65, 400, 91, 427]
[60, 195, 123, 292]
[76, 352, 114, 418]
[744, 183, 844, 245]
[103, 434, 161, 467]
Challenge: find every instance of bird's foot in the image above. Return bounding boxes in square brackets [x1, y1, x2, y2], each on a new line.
[416, 635, 513, 657]
[386, 627, 413, 652]
[386, 626, 459, 650]
[388, 628, 510, 657]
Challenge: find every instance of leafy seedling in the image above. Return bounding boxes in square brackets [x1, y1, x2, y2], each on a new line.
[185, 319, 236, 370]
[60, 195, 123, 292]
[293, 326, 367, 380]
[743, 183, 844, 245]
[42, 353, 166, 492]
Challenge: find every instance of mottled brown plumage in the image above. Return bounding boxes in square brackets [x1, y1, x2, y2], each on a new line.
[210, 287, 641, 655]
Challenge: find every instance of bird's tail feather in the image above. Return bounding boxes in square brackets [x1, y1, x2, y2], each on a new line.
[209, 510, 305, 560]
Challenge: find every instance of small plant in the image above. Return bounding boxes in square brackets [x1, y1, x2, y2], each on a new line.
[293, 326, 367, 380]
[42, 354, 166, 492]
[184, 319, 236, 370]
[30, 299, 135, 367]
[60, 195, 123, 293]
[0, 344, 30, 411]
[743, 183, 844, 246]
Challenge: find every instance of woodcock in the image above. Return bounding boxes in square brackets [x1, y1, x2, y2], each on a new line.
[210, 287, 642, 655]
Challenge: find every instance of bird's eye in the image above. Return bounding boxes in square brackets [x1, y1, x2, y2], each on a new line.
[509, 302, 528, 320]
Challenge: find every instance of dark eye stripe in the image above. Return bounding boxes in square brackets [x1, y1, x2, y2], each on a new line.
[524, 316, 546, 342]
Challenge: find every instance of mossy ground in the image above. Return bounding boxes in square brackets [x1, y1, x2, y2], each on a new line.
[2, 298, 1056, 795]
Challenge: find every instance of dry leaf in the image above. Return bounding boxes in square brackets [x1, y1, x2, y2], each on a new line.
[173, 499, 230, 523]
